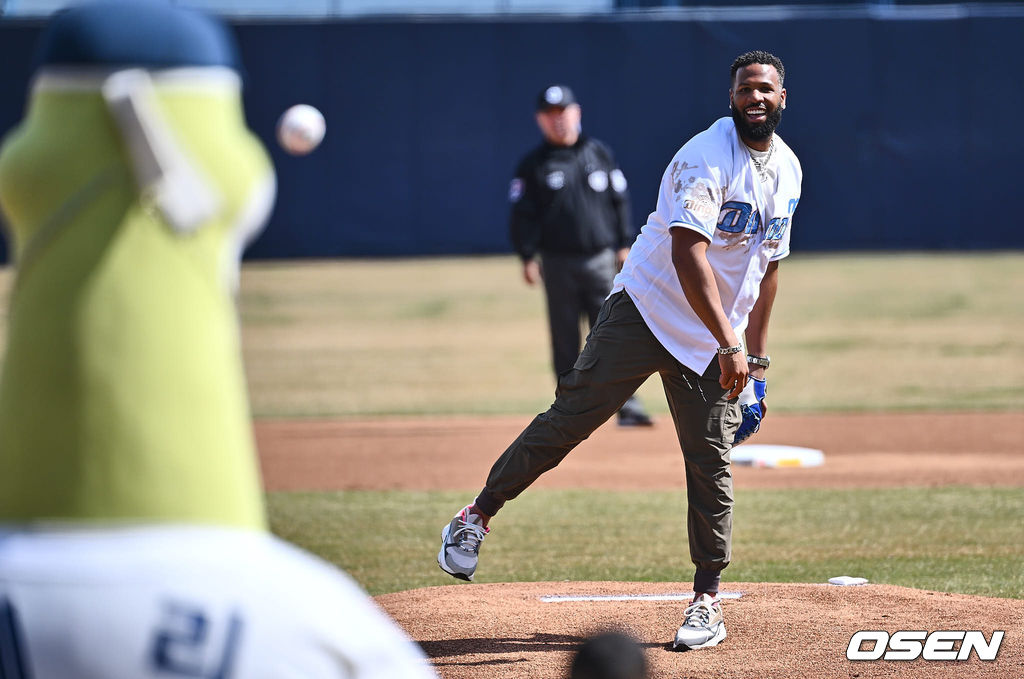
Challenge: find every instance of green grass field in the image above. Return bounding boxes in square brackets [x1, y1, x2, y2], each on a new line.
[2, 253, 1022, 598]
[234, 252, 1024, 417]
[2, 252, 1022, 414]
[268, 487, 1024, 598]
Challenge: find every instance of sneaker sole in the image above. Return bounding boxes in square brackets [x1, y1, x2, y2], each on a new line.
[437, 523, 474, 582]
[673, 624, 726, 650]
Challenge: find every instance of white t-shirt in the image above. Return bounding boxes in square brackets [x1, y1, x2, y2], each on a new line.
[612, 117, 802, 373]
[0, 526, 437, 679]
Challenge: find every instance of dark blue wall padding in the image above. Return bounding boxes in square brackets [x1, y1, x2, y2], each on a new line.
[1, 10, 1020, 260]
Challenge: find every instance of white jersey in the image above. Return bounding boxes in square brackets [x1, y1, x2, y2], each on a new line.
[0, 526, 437, 679]
[612, 117, 802, 372]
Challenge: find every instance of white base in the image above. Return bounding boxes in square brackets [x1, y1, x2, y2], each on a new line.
[731, 444, 825, 468]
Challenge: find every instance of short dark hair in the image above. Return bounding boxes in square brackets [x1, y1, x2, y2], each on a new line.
[731, 50, 785, 86]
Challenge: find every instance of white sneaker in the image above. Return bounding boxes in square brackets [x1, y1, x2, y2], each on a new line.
[673, 594, 727, 650]
[437, 505, 489, 581]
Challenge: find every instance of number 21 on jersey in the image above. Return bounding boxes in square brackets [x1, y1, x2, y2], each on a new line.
[149, 601, 244, 679]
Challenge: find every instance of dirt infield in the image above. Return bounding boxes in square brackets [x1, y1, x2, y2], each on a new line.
[379, 582, 1023, 679]
[256, 411, 1024, 491]
[255, 411, 1024, 679]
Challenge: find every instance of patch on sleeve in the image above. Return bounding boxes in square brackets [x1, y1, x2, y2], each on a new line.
[509, 177, 524, 203]
[587, 170, 608, 192]
[679, 177, 719, 221]
[610, 168, 627, 192]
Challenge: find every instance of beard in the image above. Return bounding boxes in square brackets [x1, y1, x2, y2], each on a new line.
[731, 101, 783, 142]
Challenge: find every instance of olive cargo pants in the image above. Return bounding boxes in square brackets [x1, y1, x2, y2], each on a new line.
[475, 290, 741, 582]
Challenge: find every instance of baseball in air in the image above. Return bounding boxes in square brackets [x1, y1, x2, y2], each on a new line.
[276, 104, 326, 155]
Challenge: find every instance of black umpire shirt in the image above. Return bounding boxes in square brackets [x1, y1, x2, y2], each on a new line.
[508, 136, 634, 261]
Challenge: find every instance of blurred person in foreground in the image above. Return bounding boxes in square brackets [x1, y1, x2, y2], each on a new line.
[569, 632, 647, 679]
[0, 2, 435, 677]
[440, 51, 799, 651]
[509, 84, 653, 427]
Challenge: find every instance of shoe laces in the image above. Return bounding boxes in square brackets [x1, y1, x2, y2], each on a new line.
[454, 513, 488, 554]
[683, 597, 718, 627]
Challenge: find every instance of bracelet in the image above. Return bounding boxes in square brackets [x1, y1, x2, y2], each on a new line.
[716, 344, 743, 355]
[746, 354, 771, 368]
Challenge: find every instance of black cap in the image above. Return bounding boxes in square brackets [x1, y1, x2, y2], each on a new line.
[536, 84, 577, 111]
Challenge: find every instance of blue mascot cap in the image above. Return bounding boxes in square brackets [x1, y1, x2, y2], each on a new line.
[34, 0, 239, 70]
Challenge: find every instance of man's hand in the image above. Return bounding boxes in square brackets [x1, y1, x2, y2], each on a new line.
[522, 259, 541, 285]
[615, 247, 630, 271]
[718, 351, 748, 399]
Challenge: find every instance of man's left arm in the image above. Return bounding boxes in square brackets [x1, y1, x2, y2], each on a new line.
[739, 152, 796, 439]
[731, 259, 779, 444]
[744, 259, 779, 381]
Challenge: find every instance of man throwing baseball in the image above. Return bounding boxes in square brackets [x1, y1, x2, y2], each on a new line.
[438, 50, 801, 650]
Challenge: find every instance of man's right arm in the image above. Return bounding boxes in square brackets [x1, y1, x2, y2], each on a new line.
[670, 227, 748, 398]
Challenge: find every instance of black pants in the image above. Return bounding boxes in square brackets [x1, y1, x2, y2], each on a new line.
[541, 250, 646, 418]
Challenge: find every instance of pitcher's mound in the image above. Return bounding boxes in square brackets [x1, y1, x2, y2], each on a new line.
[378, 581, 1022, 679]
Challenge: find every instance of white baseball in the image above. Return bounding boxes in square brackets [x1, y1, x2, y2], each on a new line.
[276, 104, 326, 155]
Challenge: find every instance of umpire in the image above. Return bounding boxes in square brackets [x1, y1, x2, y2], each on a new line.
[509, 84, 652, 426]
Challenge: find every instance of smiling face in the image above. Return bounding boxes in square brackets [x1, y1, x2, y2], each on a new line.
[729, 63, 787, 150]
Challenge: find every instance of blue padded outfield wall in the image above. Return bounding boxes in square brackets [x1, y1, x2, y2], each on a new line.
[0, 8, 1021, 259]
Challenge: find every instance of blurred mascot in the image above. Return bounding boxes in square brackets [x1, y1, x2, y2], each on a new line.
[0, 2, 435, 678]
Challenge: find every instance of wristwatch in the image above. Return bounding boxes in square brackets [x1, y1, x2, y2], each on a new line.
[746, 354, 771, 368]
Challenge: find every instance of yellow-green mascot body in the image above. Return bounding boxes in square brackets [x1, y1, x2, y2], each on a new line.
[0, 6, 439, 678]
[0, 23, 273, 529]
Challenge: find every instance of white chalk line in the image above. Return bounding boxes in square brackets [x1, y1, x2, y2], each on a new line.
[539, 591, 743, 603]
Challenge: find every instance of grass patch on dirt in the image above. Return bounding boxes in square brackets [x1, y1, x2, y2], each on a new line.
[266, 487, 1024, 599]
[233, 252, 1023, 416]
